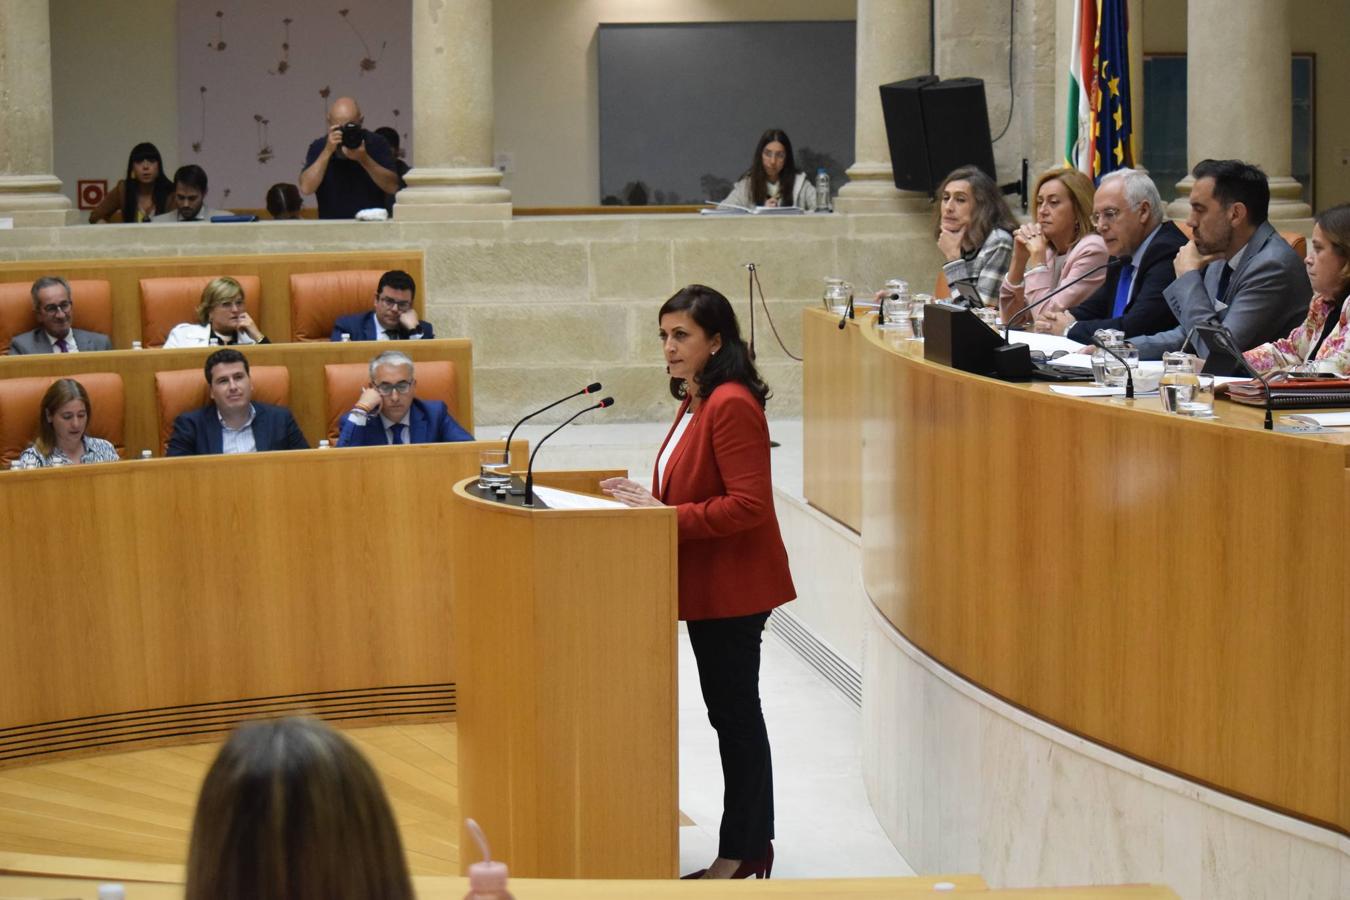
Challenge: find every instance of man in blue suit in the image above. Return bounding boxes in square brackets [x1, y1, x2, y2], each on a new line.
[330, 269, 436, 341]
[166, 349, 309, 456]
[336, 350, 473, 446]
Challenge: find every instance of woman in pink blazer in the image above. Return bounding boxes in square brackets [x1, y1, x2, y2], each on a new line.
[602, 285, 794, 880]
[998, 167, 1108, 328]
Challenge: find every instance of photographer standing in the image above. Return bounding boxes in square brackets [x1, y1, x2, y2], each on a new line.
[299, 97, 400, 219]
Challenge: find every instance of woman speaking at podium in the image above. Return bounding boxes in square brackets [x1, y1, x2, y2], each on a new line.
[602, 285, 795, 880]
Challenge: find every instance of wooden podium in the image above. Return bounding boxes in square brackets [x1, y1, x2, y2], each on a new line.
[450, 475, 679, 878]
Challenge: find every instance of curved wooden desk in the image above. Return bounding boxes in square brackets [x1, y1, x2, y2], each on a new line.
[837, 314, 1349, 836]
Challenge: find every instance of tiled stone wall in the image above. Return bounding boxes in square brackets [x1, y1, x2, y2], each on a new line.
[0, 213, 942, 424]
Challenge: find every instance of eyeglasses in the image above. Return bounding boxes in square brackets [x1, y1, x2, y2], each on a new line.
[761, 150, 787, 161]
[376, 295, 413, 312]
[1090, 207, 1123, 227]
[1029, 349, 1071, 363]
[40, 300, 72, 315]
[374, 381, 413, 396]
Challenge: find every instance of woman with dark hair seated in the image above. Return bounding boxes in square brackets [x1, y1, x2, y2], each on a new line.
[185, 718, 414, 900]
[1244, 203, 1350, 374]
[88, 142, 175, 224]
[13, 378, 120, 469]
[265, 182, 304, 220]
[721, 129, 817, 210]
[602, 285, 795, 880]
[935, 165, 1017, 307]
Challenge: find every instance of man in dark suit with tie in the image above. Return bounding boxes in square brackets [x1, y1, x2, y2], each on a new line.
[8, 276, 113, 354]
[166, 349, 309, 456]
[329, 270, 436, 342]
[336, 350, 472, 447]
[1041, 169, 1186, 344]
[1160, 159, 1311, 366]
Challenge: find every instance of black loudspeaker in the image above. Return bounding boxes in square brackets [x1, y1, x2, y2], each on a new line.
[879, 76, 997, 195]
[923, 303, 1006, 376]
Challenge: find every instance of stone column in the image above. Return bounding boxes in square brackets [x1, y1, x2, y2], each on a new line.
[395, 0, 510, 221]
[0, 0, 72, 227]
[1168, 0, 1308, 219]
[835, 0, 933, 214]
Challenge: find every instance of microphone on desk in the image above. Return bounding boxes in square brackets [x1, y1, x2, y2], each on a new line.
[1201, 325, 1274, 430]
[1002, 257, 1128, 342]
[1089, 334, 1136, 400]
[837, 292, 855, 330]
[524, 397, 615, 507]
[503, 382, 603, 465]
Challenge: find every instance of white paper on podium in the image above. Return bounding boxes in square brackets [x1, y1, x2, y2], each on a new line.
[1285, 411, 1350, 427]
[1049, 385, 1160, 398]
[531, 484, 627, 510]
[1007, 329, 1088, 355]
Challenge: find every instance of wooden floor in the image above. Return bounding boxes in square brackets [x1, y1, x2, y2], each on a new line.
[0, 722, 459, 875]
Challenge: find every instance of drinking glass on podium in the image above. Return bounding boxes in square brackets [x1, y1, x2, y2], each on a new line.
[478, 449, 510, 488]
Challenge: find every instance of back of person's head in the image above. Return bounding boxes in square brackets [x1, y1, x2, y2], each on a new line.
[1192, 159, 1270, 226]
[1097, 167, 1165, 229]
[174, 164, 209, 194]
[196, 276, 244, 325]
[933, 165, 1017, 247]
[265, 183, 303, 219]
[30, 275, 72, 310]
[203, 347, 249, 384]
[747, 128, 798, 206]
[378, 269, 417, 300]
[374, 126, 400, 152]
[1315, 203, 1350, 299]
[658, 284, 769, 407]
[1034, 167, 1097, 244]
[35, 378, 90, 456]
[185, 718, 414, 900]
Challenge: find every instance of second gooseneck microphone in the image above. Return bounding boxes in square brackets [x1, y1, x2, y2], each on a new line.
[503, 382, 602, 464]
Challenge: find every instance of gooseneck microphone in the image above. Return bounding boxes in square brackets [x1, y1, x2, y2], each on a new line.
[837, 292, 855, 330]
[523, 397, 615, 507]
[1003, 257, 1128, 341]
[503, 382, 602, 464]
[1089, 334, 1136, 400]
[1204, 325, 1273, 430]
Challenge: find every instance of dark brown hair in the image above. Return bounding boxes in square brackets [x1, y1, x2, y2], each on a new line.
[658, 284, 769, 407]
[932, 165, 1017, 252]
[745, 129, 799, 208]
[1314, 203, 1350, 298]
[34, 378, 90, 456]
[185, 718, 414, 900]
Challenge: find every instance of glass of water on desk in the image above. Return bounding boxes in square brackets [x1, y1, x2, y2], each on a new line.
[1159, 351, 1201, 413]
[907, 300, 926, 340]
[478, 448, 511, 489]
[1173, 373, 1216, 417]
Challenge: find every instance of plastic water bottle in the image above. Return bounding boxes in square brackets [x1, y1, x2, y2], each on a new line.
[131, 341, 143, 350]
[816, 168, 832, 212]
[98, 885, 126, 900]
[463, 818, 514, 900]
[140, 449, 152, 460]
[317, 439, 331, 449]
[340, 333, 351, 342]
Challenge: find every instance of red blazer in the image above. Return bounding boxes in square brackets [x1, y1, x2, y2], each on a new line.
[654, 381, 796, 621]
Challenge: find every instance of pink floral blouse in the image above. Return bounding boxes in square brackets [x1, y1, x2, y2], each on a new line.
[1243, 293, 1350, 375]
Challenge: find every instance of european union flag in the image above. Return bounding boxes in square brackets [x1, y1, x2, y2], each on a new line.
[1094, 0, 1134, 178]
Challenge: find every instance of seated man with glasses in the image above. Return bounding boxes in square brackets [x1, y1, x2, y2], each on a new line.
[337, 350, 472, 447]
[164, 276, 270, 348]
[1039, 168, 1187, 346]
[9, 276, 113, 354]
[330, 270, 435, 341]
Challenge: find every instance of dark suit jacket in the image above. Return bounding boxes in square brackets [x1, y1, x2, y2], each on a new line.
[9, 327, 113, 355]
[336, 398, 473, 446]
[165, 402, 309, 456]
[654, 381, 795, 621]
[1067, 221, 1187, 343]
[330, 311, 434, 342]
[1164, 220, 1312, 357]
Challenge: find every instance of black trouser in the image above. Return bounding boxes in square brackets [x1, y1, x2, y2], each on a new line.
[686, 610, 774, 860]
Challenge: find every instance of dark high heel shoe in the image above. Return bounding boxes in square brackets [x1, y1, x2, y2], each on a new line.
[731, 841, 774, 879]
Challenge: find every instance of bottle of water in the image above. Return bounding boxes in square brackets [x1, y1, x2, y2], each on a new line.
[816, 169, 831, 213]
[131, 341, 143, 350]
[140, 449, 152, 460]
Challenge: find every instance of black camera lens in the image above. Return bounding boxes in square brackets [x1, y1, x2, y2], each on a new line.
[341, 122, 362, 149]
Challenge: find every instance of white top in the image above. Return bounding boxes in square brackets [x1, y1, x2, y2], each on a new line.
[656, 410, 694, 495]
[162, 322, 262, 348]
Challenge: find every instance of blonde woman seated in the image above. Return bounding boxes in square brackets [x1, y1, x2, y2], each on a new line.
[13, 378, 120, 469]
[1244, 204, 1350, 375]
[998, 167, 1108, 328]
[163, 276, 270, 348]
[185, 718, 414, 900]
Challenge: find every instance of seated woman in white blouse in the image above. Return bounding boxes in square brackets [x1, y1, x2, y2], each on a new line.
[13, 378, 120, 469]
[163, 276, 270, 348]
[720, 129, 817, 210]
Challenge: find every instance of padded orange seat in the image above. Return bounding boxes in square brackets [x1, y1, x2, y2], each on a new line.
[290, 270, 384, 342]
[0, 280, 114, 354]
[154, 365, 292, 456]
[139, 275, 263, 349]
[0, 372, 125, 468]
[323, 360, 460, 442]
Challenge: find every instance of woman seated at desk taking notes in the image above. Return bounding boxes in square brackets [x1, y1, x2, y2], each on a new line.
[720, 128, 817, 210]
[13, 378, 120, 469]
